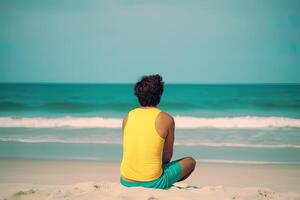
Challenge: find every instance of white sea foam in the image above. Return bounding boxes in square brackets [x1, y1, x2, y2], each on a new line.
[195, 159, 300, 165]
[0, 116, 121, 128]
[0, 138, 122, 145]
[173, 116, 300, 129]
[0, 137, 299, 148]
[174, 142, 300, 148]
[0, 116, 300, 129]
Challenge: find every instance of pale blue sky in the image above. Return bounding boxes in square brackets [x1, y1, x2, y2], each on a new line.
[0, 0, 300, 83]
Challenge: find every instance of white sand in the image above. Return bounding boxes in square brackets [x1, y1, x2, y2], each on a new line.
[0, 158, 299, 200]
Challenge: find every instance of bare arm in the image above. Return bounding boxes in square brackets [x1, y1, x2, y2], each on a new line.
[162, 117, 175, 164]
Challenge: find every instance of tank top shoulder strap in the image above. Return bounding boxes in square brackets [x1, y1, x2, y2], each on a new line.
[129, 107, 161, 116]
[148, 107, 161, 116]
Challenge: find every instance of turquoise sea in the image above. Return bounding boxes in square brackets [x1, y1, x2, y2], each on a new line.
[0, 83, 300, 164]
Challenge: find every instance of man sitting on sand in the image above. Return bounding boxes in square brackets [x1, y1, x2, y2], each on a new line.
[120, 74, 196, 189]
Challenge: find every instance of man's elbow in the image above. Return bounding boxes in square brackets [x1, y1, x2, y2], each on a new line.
[162, 157, 170, 164]
[162, 151, 173, 164]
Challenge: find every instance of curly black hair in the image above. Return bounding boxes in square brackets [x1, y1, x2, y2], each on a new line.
[134, 74, 164, 106]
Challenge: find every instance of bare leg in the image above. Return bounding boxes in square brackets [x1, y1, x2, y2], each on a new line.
[177, 157, 196, 181]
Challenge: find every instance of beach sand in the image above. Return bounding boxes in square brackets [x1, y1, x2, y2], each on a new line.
[0, 158, 299, 200]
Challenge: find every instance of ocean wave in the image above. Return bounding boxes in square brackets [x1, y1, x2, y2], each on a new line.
[0, 101, 197, 112]
[0, 102, 27, 110]
[0, 116, 121, 128]
[0, 116, 300, 129]
[0, 101, 132, 111]
[0, 138, 121, 144]
[175, 142, 300, 148]
[195, 159, 300, 165]
[174, 116, 300, 129]
[0, 138, 299, 148]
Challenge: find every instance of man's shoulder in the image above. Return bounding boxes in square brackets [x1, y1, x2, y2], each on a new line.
[159, 111, 173, 119]
[158, 111, 174, 125]
[123, 107, 137, 119]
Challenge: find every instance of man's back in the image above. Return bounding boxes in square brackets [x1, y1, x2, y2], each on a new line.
[119, 74, 195, 189]
[120, 107, 166, 181]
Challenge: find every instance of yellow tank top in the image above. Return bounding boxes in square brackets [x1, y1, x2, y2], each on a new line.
[120, 107, 165, 181]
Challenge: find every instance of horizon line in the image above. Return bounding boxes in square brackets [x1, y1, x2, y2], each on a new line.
[0, 81, 300, 85]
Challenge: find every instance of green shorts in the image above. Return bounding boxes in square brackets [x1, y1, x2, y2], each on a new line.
[120, 160, 182, 189]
